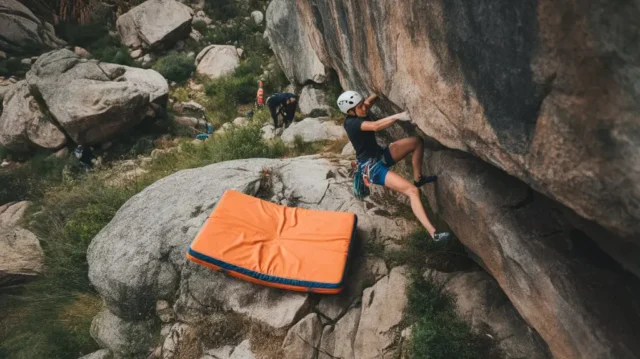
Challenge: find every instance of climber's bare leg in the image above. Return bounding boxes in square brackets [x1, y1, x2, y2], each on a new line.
[384, 170, 436, 236]
[388, 136, 424, 182]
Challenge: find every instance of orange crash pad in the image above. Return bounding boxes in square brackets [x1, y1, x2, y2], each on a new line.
[187, 190, 357, 294]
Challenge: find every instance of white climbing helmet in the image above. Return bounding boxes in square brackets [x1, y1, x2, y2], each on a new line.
[337, 90, 363, 114]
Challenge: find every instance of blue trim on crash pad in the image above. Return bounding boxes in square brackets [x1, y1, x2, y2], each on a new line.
[188, 215, 358, 290]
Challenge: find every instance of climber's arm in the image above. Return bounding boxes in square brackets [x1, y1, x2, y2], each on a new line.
[363, 94, 378, 109]
[360, 113, 401, 132]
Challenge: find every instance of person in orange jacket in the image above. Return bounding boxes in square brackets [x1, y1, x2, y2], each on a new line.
[256, 80, 265, 109]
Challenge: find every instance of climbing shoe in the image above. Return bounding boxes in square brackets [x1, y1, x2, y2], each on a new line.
[432, 232, 451, 242]
[414, 175, 437, 187]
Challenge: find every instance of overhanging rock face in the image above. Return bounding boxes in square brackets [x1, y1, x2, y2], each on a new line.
[422, 149, 640, 359]
[265, 0, 327, 84]
[271, 2, 640, 358]
[292, 0, 640, 244]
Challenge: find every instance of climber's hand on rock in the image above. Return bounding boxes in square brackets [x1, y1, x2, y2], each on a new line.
[364, 94, 378, 107]
[394, 111, 411, 122]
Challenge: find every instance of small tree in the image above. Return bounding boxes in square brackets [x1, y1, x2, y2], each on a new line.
[153, 53, 196, 83]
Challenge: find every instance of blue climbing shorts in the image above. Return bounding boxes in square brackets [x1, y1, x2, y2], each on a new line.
[359, 146, 396, 186]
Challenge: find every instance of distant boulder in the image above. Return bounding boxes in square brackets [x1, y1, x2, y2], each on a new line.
[195, 45, 240, 79]
[0, 201, 44, 287]
[251, 10, 264, 25]
[0, 0, 65, 55]
[0, 81, 66, 152]
[298, 85, 332, 116]
[281, 118, 346, 147]
[26, 49, 169, 145]
[117, 0, 194, 49]
[0, 49, 169, 151]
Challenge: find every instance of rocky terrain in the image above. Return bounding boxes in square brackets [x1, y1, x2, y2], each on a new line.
[0, 0, 66, 55]
[85, 156, 548, 359]
[1, 49, 168, 151]
[263, 1, 640, 358]
[0, 0, 638, 359]
[0, 201, 43, 287]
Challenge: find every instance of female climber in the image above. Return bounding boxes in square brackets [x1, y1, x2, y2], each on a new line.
[338, 90, 451, 241]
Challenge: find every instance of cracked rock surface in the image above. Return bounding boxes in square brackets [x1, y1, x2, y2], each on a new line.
[423, 149, 640, 359]
[287, 0, 640, 246]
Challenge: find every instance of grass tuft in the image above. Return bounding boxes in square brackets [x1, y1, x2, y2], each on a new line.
[407, 276, 501, 359]
[390, 229, 498, 359]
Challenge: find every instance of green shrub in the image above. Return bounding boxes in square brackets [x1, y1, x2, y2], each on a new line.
[308, 109, 329, 118]
[204, 61, 259, 122]
[292, 135, 308, 152]
[252, 108, 272, 124]
[56, 22, 109, 48]
[192, 20, 208, 34]
[234, 56, 263, 77]
[204, 0, 269, 20]
[204, 0, 243, 20]
[39, 184, 137, 292]
[146, 122, 285, 176]
[153, 52, 196, 83]
[263, 62, 289, 95]
[91, 41, 136, 66]
[0, 291, 102, 359]
[192, 123, 284, 163]
[204, 84, 241, 123]
[408, 278, 501, 359]
[239, 32, 272, 57]
[204, 56, 265, 101]
[202, 18, 269, 55]
[170, 86, 190, 102]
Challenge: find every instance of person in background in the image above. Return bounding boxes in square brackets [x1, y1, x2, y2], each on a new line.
[256, 80, 265, 109]
[75, 145, 96, 171]
[266, 92, 297, 129]
[338, 90, 451, 242]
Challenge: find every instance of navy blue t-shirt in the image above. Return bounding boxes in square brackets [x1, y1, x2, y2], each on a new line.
[344, 116, 382, 162]
[267, 92, 296, 107]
